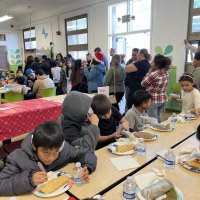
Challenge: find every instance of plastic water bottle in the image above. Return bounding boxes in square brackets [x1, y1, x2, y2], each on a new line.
[73, 162, 84, 186]
[164, 149, 176, 170]
[170, 113, 178, 129]
[136, 138, 146, 155]
[122, 176, 136, 200]
[184, 111, 192, 122]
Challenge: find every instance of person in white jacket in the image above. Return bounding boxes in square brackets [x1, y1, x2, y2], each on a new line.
[184, 39, 200, 60]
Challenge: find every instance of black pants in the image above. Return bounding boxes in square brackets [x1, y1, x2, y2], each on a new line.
[110, 92, 124, 111]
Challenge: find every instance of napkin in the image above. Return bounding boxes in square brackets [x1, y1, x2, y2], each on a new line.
[135, 172, 157, 190]
[135, 172, 167, 200]
[110, 155, 140, 171]
[179, 146, 197, 155]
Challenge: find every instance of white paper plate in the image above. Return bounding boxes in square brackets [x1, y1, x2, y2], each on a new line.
[108, 141, 137, 155]
[32, 171, 72, 198]
[136, 186, 183, 200]
[179, 155, 200, 173]
[134, 132, 158, 142]
[149, 125, 173, 132]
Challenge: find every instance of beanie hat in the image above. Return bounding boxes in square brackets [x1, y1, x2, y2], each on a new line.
[93, 52, 104, 63]
[26, 68, 34, 76]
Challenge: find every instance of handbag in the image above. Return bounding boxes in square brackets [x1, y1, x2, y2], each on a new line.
[109, 68, 117, 104]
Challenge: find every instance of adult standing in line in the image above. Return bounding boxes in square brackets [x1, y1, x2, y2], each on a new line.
[105, 54, 125, 111]
[94, 47, 108, 73]
[124, 48, 139, 111]
[125, 48, 151, 109]
[192, 52, 200, 91]
[141, 54, 171, 122]
[184, 39, 200, 60]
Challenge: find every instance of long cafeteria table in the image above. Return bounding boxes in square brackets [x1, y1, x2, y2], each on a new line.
[60, 118, 200, 199]
[42, 93, 95, 104]
[1, 93, 199, 199]
[104, 134, 200, 200]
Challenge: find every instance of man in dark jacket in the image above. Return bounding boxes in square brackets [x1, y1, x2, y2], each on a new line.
[0, 121, 97, 196]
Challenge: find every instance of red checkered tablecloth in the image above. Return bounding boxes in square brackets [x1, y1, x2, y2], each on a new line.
[0, 99, 62, 141]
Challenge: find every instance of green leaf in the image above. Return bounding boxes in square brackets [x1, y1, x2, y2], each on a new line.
[164, 45, 173, 55]
[155, 46, 163, 55]
[10, 49, 14, 54]
[16, 60, 20, 64]
[10, 54, 15, 59]
[11, 59, 15, 64]
[15, 49, 20, 54]
[16, 54, 20, 59]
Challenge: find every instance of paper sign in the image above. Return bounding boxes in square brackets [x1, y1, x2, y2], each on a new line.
[98, 86, 109, 97]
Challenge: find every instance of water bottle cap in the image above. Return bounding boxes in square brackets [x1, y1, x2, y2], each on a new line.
[75, 162, 81, 167]
[139, 138, 144, 142]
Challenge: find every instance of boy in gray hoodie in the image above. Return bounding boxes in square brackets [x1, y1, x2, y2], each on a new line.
[0, 121, 97, 196]
[59, 91, 100, 150]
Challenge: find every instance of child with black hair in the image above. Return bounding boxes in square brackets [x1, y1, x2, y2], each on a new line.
[7, 71, 15, 84]
[0, 121, 97, 196]
[16, 69, 28, 85]
[91, 94, 129, 149]
[11, 76, 28, 95]
[172, 73, 200, 113]
[125, 90, 158, 132]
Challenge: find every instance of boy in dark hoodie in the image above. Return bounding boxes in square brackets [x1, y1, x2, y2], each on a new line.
[0, 121, 97, 196]
[59, 91, 100, 151]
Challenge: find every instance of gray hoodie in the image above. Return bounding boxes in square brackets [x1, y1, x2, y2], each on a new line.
[0, 133, 97, 196]
[59, 91, 100, 151]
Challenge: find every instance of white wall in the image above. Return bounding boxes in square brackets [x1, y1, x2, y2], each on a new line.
[151, 0, 190, 79]
[0, 31, 22, 65]
[6, 0, 189, 78]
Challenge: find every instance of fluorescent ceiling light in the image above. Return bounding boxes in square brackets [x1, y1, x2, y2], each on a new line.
[0, 15, 13, 22]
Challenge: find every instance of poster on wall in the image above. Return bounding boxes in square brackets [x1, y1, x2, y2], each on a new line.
[35, 21, 52, 51]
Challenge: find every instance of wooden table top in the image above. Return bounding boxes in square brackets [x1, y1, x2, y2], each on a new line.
[61, 119, 200, 199]
[0, 193, 69, 200]
[104, 135, 200, 200]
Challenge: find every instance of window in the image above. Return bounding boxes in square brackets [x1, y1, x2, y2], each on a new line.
[65, 14, 88, 59]
[108, 0, 151, 61]
[0, 34, 6, 41]
[23, 27, 36, 50]
[186, 0, 200, 62]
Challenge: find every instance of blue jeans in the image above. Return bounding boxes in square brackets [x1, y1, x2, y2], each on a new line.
[147, 102, 166, 123]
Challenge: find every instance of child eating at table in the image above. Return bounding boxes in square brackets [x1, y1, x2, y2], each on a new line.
[125, 90, 158, 132]
[172, 73, 200, 114]
[59, 91, 100, 151]
[0, 121, 97, 196]
[91, 94, 130, 149]
[10, 76, 28, 95]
